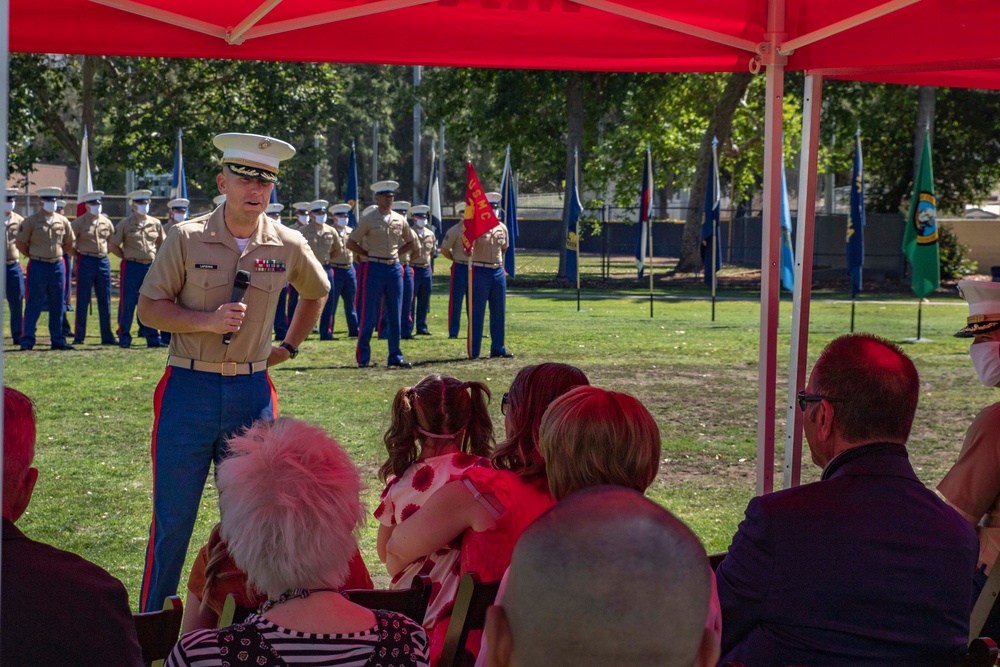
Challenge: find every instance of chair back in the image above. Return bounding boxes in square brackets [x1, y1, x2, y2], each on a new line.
[218, 593, 257, 628]
[438, 572, 502, 667]
[341, 575, 432, 625]
[953, 637, 999, 667]
[133, 595, 184, 666]
[973, 565, 1000, 643]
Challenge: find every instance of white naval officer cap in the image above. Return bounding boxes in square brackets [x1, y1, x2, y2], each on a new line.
[408, 205, 430, 217]
[370, 180, 400, 195]
[213, 194, 227, 206]
[362, 205, 378, 216]
[956, 279, 1000, 338]
[127, 189, 153, 201]
[310, 199, 330, 212]
[292, 201, 311, 213]
[265, 203, 284, 215]
[82, 191, 105, 203]
[55, 200, 66, 209]
[5, 189, 18, 198]
[214, 133, 295, 183]
[391, 201, 411, 213]
[37, 187, 62, 198]
[485, 192, 502, 205]
[329, 203, 352, 215]
[168, 198, 190, 209]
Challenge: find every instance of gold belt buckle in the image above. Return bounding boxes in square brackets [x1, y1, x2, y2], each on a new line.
[221, 362, 238, 377]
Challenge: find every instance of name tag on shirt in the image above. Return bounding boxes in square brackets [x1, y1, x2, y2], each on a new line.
[195, 263, 218, 270]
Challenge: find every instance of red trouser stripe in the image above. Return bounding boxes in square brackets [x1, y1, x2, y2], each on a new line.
[140, 366, 173, 611]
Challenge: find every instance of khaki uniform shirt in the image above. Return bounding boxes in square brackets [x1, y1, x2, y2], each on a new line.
[139, 208, 330, 365]
[110, 213, 165, 262]
[349, 209, 417, 261]
[469, 223, 509, 267]
[6, 212, 24, 264]
[301, 223, 338, 266]
[71, 213, 115, 257]
[410, 226, 436, 268]
[939, 401, 1000, 574]
[330, 226, 353, 267]
[440, 224, 469, 264]
[16, 211, 74, 260]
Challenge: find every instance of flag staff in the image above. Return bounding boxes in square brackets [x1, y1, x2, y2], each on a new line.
[711, 137, 719, 322]
[575, 149, 581, 312]
[647, 145, 654, 318]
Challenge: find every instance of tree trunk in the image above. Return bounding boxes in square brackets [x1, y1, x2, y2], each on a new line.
[912, 86, 936, 188]
[676, 71, 753, 274]
[558, 73, 584, 279]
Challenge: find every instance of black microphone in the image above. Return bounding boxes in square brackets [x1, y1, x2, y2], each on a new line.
[222, 269, 252, 345]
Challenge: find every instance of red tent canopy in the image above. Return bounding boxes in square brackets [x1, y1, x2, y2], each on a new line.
[11, 0, 1000, 86]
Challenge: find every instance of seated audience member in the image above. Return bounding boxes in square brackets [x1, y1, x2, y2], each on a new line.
[485, 486, 717, 667]
[386, 363, 588, 662]
[939, 280, 1000, 597]
[475, 384, 721, 667]
[167, 418, 428, 666]
[716, 333, 979, 667]
[1, 387, 143, 666]
[181, 521, 374, 632]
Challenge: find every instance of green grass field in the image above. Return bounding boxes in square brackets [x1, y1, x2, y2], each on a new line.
[4, 272, 988, 607]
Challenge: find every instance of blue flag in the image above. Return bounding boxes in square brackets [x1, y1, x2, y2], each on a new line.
[170, 129, 187, 200]
[424, 143, 443, 239]
[700, 137, 722, 289]
[847, 130, 866, 298]
[346, 142, 359, 227]
[500, 145, 518, 278]
[270, 183, 279, 205]
[779, 157, 795, 292]
[565, 150, 582, 281]
[635, 147, 652, 279]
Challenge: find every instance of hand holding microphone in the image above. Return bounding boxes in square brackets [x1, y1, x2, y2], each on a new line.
[222, 270, 252, 345]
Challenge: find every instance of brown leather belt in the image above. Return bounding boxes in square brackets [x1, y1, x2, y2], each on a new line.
[168, 355, 268, 376]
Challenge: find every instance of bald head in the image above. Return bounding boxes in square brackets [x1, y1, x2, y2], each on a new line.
[492, 486, 713, 667]
[2, 387, 38, 522]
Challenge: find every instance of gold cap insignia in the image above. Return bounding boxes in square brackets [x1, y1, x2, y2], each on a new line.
[259, 138, 272, 150]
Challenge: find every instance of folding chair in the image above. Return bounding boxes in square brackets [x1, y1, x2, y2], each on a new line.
[341, 575, 432, 625]
[217, 592, 256, 628]
[132, 595, 183, 666]
[438, 572, 502, 667]
[973, 565, 1000, 644]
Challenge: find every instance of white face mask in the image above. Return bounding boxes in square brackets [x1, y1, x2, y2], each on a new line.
[172, 211, 187, 223]
[88, 204, 102, 216]
[5, 201, 15, 213]
[334, 215, 348, 227]
[970, 341, 1000, 387]
[297, 213, 309, 224]
[135, 203, 150, 216]
[41, 200, 57, 213]
[312, 213, 327, 225]
[414, 218, 427, 228]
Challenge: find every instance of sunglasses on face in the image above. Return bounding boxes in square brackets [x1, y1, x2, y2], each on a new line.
[133, 199, 150, 204]
[797, 390, 839, 412]
[40, 197, 57, 202]
[171, 207, 187, 212]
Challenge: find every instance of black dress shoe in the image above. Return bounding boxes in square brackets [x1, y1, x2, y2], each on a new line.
[491, 352, 515, 358]
[417, 330, 432, 336]
[388, 361, 413, 369]
[72, 339, 85, 345]
[358, 362, 370, 368]
[401, 334, 414, 340]
[18, 345, 33, 351]
[51, 343, 74, 351]
[101, 339, 118, 346]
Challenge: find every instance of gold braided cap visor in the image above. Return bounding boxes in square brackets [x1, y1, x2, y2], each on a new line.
[223, 160, 279, 183]
[955, 319, 1000, 338]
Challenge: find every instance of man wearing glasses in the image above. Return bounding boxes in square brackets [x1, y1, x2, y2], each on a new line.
[347, 180, 417, 368]
[15, 186, 75, 351]
[70, 191, 117, 345]
[5, 189, 24, 346]
[109, 189, 165, 349]
[716, 333, 978, 667]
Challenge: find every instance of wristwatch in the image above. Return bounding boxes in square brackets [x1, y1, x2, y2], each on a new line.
[279, 341, 299, 359]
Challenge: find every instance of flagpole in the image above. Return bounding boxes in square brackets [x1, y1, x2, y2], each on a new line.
[711, 138, 719, 323]
[917, 300, 922, 340]
[575, 150, 581, 313]
[648, 211, 654, 318]
[850, 299, 856, 333]
[711, 232, 717, 322]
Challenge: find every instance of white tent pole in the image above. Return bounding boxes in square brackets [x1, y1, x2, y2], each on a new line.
[756, 0, 787, 497]
[778, 0, 922, 54]
[570, 0, 758, 53]
[782, 74, 823, 489]
[0, 0, 10, 644]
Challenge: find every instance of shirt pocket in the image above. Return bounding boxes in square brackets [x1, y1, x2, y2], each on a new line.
[186, 267, 231, 311]
[245, 272, 287, 323]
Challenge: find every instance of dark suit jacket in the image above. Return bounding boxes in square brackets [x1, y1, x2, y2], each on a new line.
[1, 518, 143, 666]
[716, 444, 978, 667]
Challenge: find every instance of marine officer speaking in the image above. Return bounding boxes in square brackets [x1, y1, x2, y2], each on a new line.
[347, 180, 416, 368]
[135, 132, 330, 613]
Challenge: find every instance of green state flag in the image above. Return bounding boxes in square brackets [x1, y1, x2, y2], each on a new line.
[902, 132, 940, 298]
